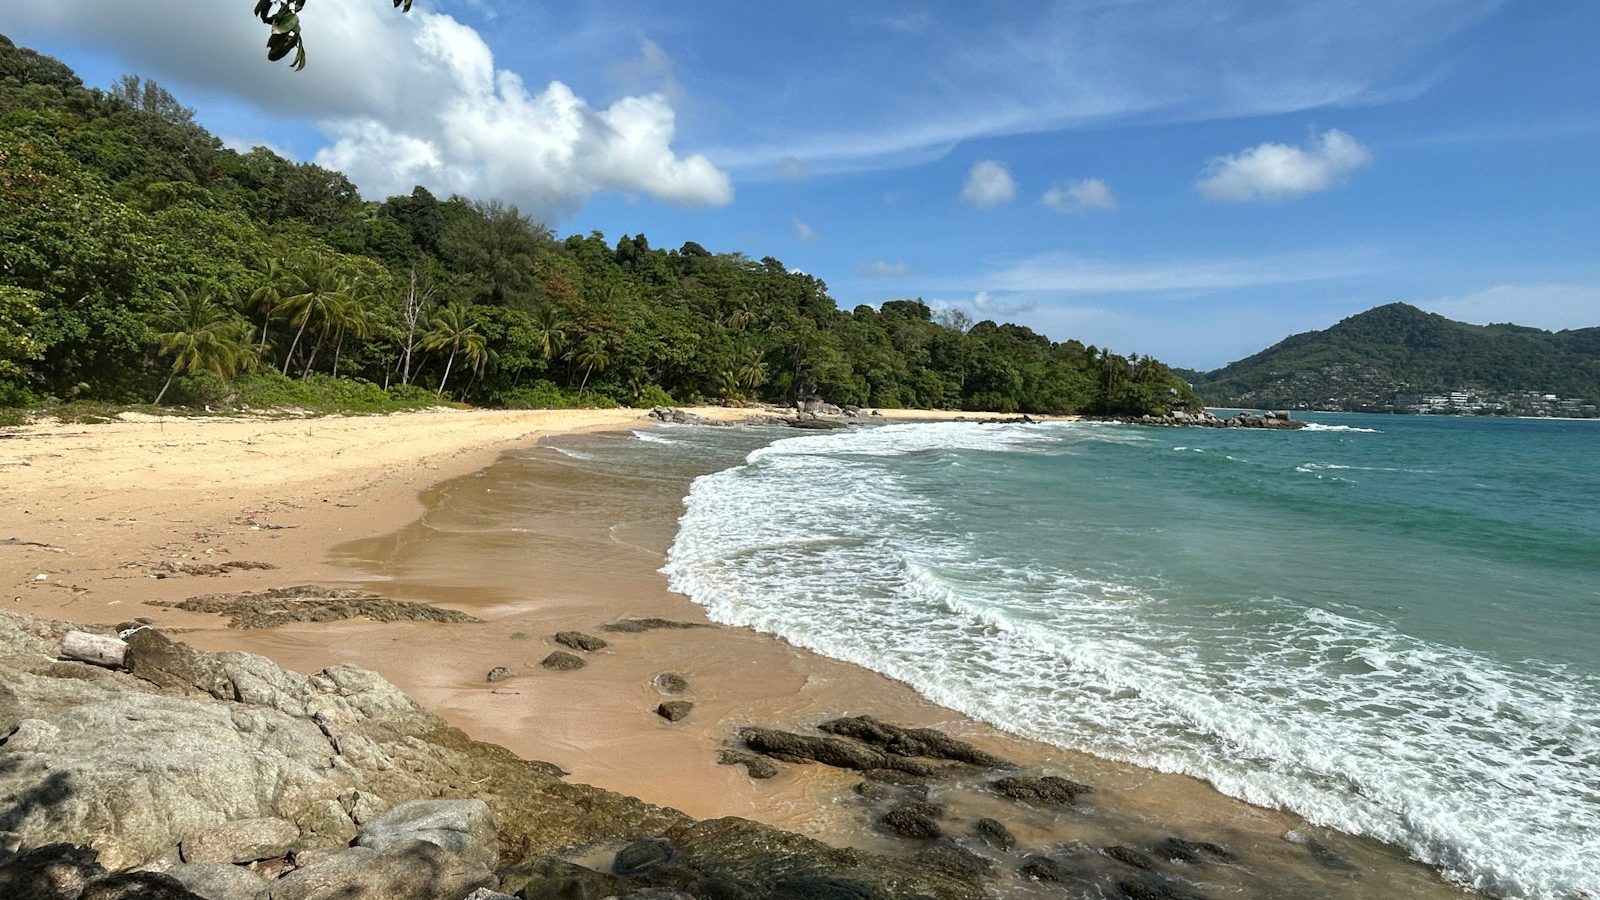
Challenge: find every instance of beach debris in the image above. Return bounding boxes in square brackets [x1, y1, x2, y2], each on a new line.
[973, 818, 1016, 851]
[485, 667, 516, 683]
[819, 715, 1011, 768]
[716, 749, 779, 780]
[656, 700, 694, 722]
[877, 802, 944, 840]
[152, 559, 277, 578]
[553, 631, 608, 652]
[540, 651, 587, 671]
[991, 774, 1092, 806]
[653, 672, 689, 694]
[599, 618, 706, 634]
[1154, 837, 1235, 865]
[147, 585, 482, 629]
[60, 630, 128, 668]
[738, 726, 933, 776]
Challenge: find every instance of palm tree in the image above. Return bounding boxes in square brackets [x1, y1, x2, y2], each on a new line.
[530, 304, 567, 366]
[273, 261, 349, 377]
[420, 302, 486, 399]
[326, 277, 375, 378]
[736, 346, 767, 393]
[153, 285, 257, 404]
[570, 333, 611, 398]
[248, 258, 301, 351]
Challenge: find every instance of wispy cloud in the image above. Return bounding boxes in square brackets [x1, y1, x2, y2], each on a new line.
[969, 249, 1375, 294]
[1426, 283, 1600, 330]
[860, 260, 910, 278]
[961, 160, 1017, 208]
[792, 217, 819, 242]
[1041, 177, 1117, 213]
[1196, 129, 1371, 202]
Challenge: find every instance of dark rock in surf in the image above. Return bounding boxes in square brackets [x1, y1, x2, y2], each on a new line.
[1114, 875, 1212, 900]
[1018, 855, 1074, 882]
[1154, 837, 1235, 864]
[654, 672, 690, 694]
[738, 727, 932, 776]
[819, 716, 1010, 768]
[554, 631, 608, 652]
[716, 750, 779, 780]
[613, 838, 683, 877]
[913, 842, 995, 877]
[540, 651, 587, 671]
[991, 774, 1092, 806]
[1102, 845, 1158, 871]
[601, 618, 706, 634]
[657, 701, 694, 722]
[876, 803, 944, 840]
[972, 818, 1015, 851]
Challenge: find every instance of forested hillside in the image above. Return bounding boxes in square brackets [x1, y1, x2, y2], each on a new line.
[0, 35, 1197, 417]
[1191, 303, 1600, 410]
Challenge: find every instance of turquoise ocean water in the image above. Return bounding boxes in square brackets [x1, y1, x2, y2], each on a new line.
[652, 414, 1599, 899]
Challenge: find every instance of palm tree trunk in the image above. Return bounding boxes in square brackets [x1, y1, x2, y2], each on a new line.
[437, 349, 457, 399]
[282, 314, 311, 376]
[257, 304, 273, 351]
[154, 371, 176, 405]
[331, 329, 345, 379]
[302, 329, 326, 380]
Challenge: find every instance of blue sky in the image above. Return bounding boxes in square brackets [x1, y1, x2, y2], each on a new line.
[2, 1, 1597, 368]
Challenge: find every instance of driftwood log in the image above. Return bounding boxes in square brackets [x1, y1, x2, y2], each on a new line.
[61, 631, 128, 668]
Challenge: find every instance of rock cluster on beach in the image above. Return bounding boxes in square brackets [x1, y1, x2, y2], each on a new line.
[1111, 409, 1307, 429]
[0, 612, 994, 900]
[148, 586, 483, 629]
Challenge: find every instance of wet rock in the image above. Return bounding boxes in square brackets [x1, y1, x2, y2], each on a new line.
[1154, 837, 1235, 864]
[656, 701, 694, 722]
[164, 863, 270, 900]
[487, 667, 517, 683]
[852, 781, 897, 803]
[912, 842, 995, 878]
[876, 803, 943, 840]
[541, 651, 587, 671]
[355, 798, 499, 873]
[613, 838, 683, 877]
[147, 585, 481, 629]
[738, 727, 933, 776]
[1103, 845, 1158, 871]
[179, 817, 299, 864]
[785, 418, 851, 431]
[499, 858, 624, 900]
[1114, 875, 1211, 900]
[554, 632, 608, 652]
[600, 618, 706, 633]
[1018, 855, 1073, 882]
[991, 774, 1092, 806]
[972, 817, 1015, 851]
[649, 408, 711, 426]
[818, 716, 1009, 768]
[1292, 834, 1359, 875]
[716, 750, 779, 780]
[653, 673, 689, 694]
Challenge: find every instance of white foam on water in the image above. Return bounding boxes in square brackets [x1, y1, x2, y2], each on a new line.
[662, 422, 1600, 900]
[632, 429, 681, 445]
[1300, 423, 1383, 433]
[550, 446, 600, 461]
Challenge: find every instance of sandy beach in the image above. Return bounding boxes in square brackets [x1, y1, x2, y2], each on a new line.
[0, 407, 1463, 899]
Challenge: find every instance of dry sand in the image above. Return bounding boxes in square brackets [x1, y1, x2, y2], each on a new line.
[0, 406, 1461, 899]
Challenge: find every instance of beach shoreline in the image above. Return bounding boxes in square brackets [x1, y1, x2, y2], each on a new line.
[0, 406, 1463, 898]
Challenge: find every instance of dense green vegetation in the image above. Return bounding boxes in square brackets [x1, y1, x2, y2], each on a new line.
[1191, 303, 1600, 409]
[0, 34, 1198, 418]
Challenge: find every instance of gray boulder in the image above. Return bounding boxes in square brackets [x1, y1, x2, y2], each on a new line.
[179, 818, 298, 865]
[271, 842, 494, 900]
[162, 863, 270, 900]
[355, 798, 498, 873]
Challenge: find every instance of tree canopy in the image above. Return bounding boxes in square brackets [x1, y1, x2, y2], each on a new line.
[0, 34, 1199, 417]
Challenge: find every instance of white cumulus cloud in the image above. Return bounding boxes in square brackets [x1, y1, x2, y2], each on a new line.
[961, 160, 1017, 207]
[1041, 178, 1118, 213]
[1196, 129, 1371, 202]
[1427, 284, 1600, 331]
[792, 217, 819, 243]
[0, 1, 732, 221]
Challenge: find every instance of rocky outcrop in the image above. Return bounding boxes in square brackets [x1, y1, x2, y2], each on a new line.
[818, 716, 1010, 769]
[148, 586, 482, 629]
[552, 632, 607, 652]
[0, 611, 995, 900]
[1111, 409, 1307, 429]
[738, 727, 933, 776]
[599, 618, 706, 634]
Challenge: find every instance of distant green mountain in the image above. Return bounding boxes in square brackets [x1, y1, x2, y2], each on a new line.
[1189, 303, 1600, 413]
